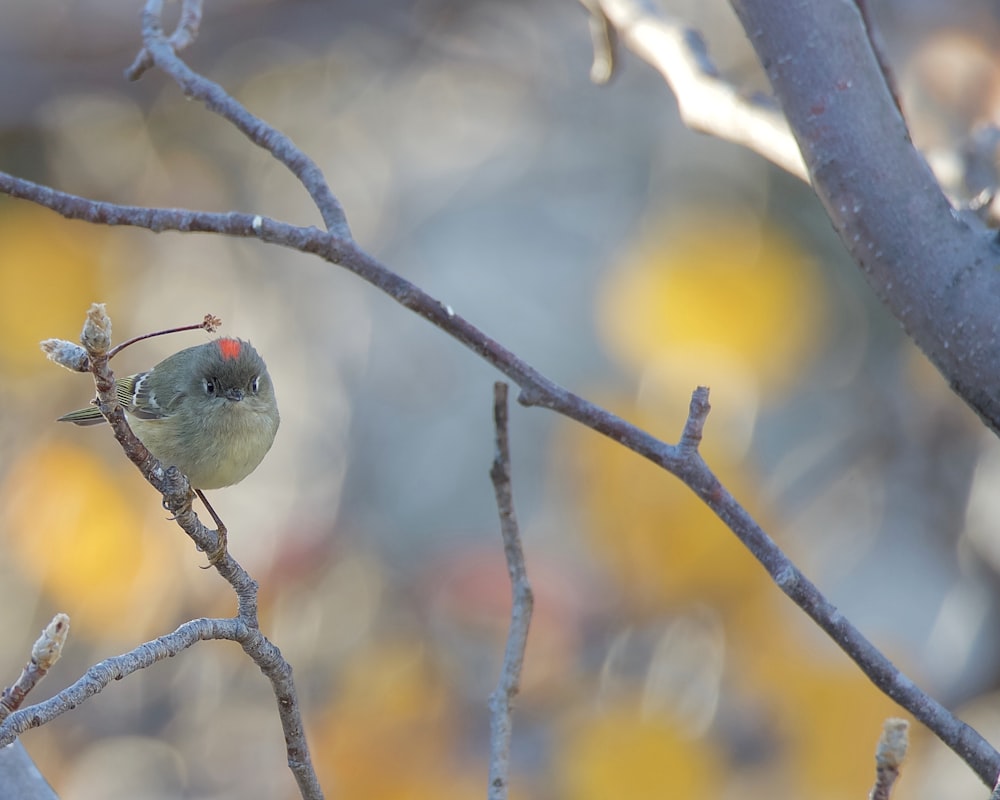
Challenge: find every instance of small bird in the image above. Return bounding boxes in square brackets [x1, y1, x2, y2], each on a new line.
[58, 337, 280, 561]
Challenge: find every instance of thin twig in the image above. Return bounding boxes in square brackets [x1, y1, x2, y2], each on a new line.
[0, 617, 239, 743]
[678, 385, 710, 454]
[487, 383, 534, 800]
[579, 0, 807, 180]
[106, 313, 221, 358]
[125, 0, 203, 81]
[129, 0, 351, 238]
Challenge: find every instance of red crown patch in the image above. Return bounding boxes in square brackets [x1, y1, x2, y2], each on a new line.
[217, 338, 242, 361]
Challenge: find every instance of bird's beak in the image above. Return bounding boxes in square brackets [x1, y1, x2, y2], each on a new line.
[224, 388, 245, 402]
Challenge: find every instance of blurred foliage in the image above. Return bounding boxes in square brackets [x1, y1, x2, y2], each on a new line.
[0, 205, 106, 379]
[313, 639, 484, 799]
[598, 211, 826, 394]
[1, 442, 184, 640]
[556, 707, 724, 798]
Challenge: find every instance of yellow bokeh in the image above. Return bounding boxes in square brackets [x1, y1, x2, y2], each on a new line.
[726, 586, 907, 797]
[313, 639, 483, 800]
[598, 211, 826, 393]
[0, 204, 105, 376]
[556, 707, 723, 799]
[741, 642, 904, 796]
[0, 440, 183, 638]
[560, 396, 771, 611]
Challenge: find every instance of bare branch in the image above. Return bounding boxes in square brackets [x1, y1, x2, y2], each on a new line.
[107, 314, 221, 358]
[669, 391, 1000, 787]
[0, 618, 238, 743]
[487, 383, 534, 800]
[730, 0, 1000, 443]
[125, 0, 203, 80]
[580, 0, 807, 180]
[584, 0, 1000, 441]
[128, 0, 350, 238]
[74, 307, 225, 568]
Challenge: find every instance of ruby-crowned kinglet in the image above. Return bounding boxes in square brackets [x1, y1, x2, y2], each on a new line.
[57, 337, 280, 490]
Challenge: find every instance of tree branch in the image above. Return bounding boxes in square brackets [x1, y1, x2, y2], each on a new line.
[583, 0, 1000, 442]
[487, 383, 534, 800]
[579, 0, 807, 180]
[728, 0, 1000, 440]
[0, 617, 239, 743]
[125, 0, 202, 81]
[853, 0, 902, 114]
[128, 0, 350, 239]
[0, 618, 68, 800]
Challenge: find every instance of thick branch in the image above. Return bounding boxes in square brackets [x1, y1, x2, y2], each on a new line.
[584, 0, 1000, 440]
[729, 0, 1000, 440]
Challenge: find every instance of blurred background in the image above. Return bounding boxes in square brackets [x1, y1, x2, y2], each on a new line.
[1, 0, 1000, 797]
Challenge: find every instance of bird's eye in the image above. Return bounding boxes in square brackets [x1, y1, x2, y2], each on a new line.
[203, 378, 216, 396]
[250, 375, 261, 394]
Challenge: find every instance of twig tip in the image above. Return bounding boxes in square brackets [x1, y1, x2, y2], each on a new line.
[582, 0, 618, 84]
[32, 613, 71, 671]
[875, 717, 909, 769]
[40, 338, 90, 372]
[202, 313, 222, 333]
[679, 385, 711, 452]
[870, 717, 909, 800]
[82, 303, 112, 355]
